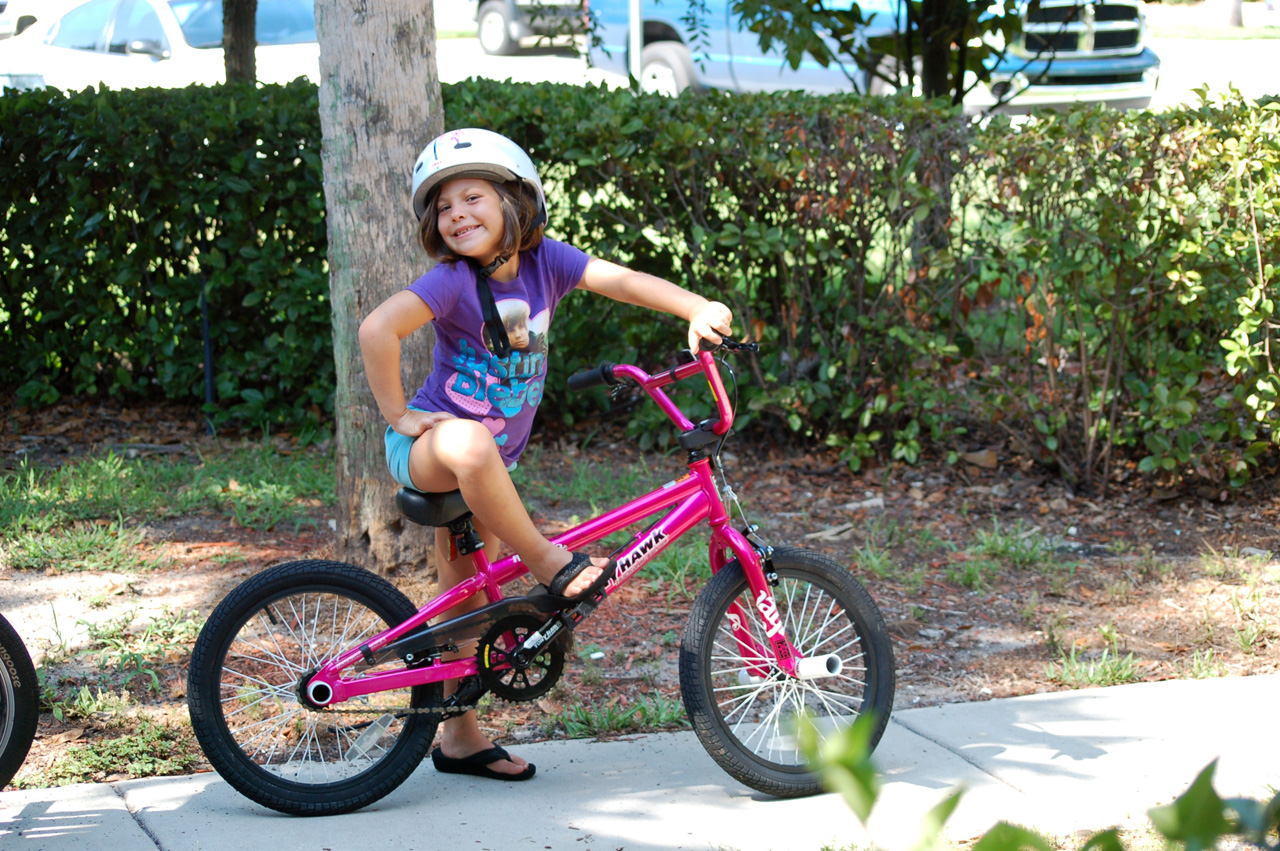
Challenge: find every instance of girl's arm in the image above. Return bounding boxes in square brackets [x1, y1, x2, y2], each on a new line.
[576, 258, 733, 351]
[358, 290, 447, 437]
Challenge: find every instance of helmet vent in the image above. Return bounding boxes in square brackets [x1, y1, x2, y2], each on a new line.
[454, 141, 472, 149]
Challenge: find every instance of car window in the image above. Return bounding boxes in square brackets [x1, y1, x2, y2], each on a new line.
[47, 0, 118, 51]
[255, 0, 315, 45]
[109, 0, 168, 54]
[166, 0, 315, 49]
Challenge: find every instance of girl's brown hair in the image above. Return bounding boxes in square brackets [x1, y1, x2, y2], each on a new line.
[417, 179, 544, 263]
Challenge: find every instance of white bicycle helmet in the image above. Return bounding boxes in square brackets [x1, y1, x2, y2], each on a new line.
[410, 128, 546, 221]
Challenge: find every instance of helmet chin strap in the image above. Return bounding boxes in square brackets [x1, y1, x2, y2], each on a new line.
[472, 208, 546, 361]
[474, 257, 512, 360]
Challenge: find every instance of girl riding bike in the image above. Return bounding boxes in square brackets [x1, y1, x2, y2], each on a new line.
[357, 127, 734, 781]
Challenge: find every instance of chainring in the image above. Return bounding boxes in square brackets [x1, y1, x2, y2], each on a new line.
[475, 614, 566, 702]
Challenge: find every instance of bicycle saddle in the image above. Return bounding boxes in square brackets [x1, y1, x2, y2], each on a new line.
[396, 487, 472, 527]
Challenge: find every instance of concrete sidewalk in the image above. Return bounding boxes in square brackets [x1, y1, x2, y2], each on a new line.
[3, 675, 1278, 851]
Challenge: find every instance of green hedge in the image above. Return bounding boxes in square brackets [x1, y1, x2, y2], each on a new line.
[1, 81, 1276, 492]
[0, 80, 328, 427]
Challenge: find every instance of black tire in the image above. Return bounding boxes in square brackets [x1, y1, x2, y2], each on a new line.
[679, 547, 895, 797]
[187, 560, 441, 815]
[640, 42, 695, 96]
[477, 1, 517, 55]
[0, 613, 38, 789]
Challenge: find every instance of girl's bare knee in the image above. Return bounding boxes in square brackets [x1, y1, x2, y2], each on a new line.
[408, 419, 499, 489]
[428, 419, 501, 474]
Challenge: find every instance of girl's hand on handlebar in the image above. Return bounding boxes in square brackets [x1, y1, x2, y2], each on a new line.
[688, 301, 734, 353]
[392, 409, 455, 438]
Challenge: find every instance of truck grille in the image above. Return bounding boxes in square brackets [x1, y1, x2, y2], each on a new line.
[1021, 1, 1143, 57]
[1037, 72, 1146, 86]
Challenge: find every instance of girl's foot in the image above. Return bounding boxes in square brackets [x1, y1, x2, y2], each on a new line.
[438, 722, 530, 778]
[529, 547, 611, 598]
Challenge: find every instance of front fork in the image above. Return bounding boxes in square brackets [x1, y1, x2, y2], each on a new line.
[710, 523, 798, 679]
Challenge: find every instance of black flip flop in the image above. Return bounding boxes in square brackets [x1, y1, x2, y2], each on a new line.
[431, 746, 536, 781]
[544, 551, 617, 603]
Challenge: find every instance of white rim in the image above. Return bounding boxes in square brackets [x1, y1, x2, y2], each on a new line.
[478, 10, 508, 53]
[640, 62, 680, 97]
[710, 577, 868, 767]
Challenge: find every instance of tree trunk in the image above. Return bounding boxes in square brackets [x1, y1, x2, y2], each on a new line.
[314, 0, 444, 574]
[916, 0, 952, 99]
[223, 0, 257, 83]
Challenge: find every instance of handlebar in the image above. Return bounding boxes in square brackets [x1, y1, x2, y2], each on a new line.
[565, 362, 620, 393]
[567, 339, 756, 438]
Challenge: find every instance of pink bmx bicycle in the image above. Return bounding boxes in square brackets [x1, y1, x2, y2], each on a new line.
[186, 341, 895, 815]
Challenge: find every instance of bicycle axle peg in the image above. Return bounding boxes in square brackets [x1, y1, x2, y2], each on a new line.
[794, 653, 843, 680]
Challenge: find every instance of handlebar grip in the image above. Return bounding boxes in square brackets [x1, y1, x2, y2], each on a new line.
[567, 362, 617, 392]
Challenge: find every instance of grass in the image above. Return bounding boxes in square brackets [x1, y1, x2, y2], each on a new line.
[37, 608, 206, 721]
[5, 517, 165, 572]
[946, 556, 1002, 591]
[1045, 639, 1143, 687]
[970, 518, 1058, 570]
[1234, 620, 1271, 654]
[84, 608, 204, 692]
[0, 442, 335, 572]
[560, 694, 689, 737]
[1182, 648, 1228, 679]
[0, 442, 334, 534]
[10, 720, 200, 788]
[511, 445, 656, 513]
[644, 532, 712, 600]
[853, 542, 898, 579]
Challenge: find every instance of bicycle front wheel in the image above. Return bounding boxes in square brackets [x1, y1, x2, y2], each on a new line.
[680, 547, 895, 797]
[0, 613, 38, 789]
[187, 560, 441, 815]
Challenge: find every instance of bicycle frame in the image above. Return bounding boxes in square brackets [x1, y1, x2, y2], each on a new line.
[308, 350, 798, 707]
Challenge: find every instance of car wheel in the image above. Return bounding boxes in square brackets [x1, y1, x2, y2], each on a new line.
[478, 1, 517, 56]
[640, 42, 694, 96]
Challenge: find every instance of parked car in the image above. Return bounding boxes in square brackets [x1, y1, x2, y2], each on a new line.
[474, 0, 586, 56]
[0, 0, 319, 93]
[0, 1, 82, 40]
[586, 0, 1160, 112]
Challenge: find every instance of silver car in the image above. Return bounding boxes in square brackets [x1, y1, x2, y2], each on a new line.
[0, 0, 319, 92]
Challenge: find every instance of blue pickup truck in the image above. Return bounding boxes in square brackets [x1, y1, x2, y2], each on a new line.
[585, 0, 1161, 112]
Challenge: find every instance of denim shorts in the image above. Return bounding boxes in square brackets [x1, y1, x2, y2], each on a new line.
[384, 407, 515, 492]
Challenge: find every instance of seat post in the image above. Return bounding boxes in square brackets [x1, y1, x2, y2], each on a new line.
[447, 517, 485, 561]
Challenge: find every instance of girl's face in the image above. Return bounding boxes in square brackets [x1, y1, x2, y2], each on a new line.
[435, 178, 505, 265]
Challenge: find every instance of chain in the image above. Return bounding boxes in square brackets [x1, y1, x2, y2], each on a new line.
[319, 701, 482, 717]
[311, 673, 488, 719]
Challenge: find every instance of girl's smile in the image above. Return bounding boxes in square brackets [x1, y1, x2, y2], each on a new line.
[437, 178, 505, 266]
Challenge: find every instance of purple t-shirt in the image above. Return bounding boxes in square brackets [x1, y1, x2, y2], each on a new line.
[407, 238, 590, 465]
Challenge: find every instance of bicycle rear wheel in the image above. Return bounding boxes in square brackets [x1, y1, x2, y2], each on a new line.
[0, 613, 38, 789]
[187, 560, 441, 815]
[679, 547, 895, 797]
